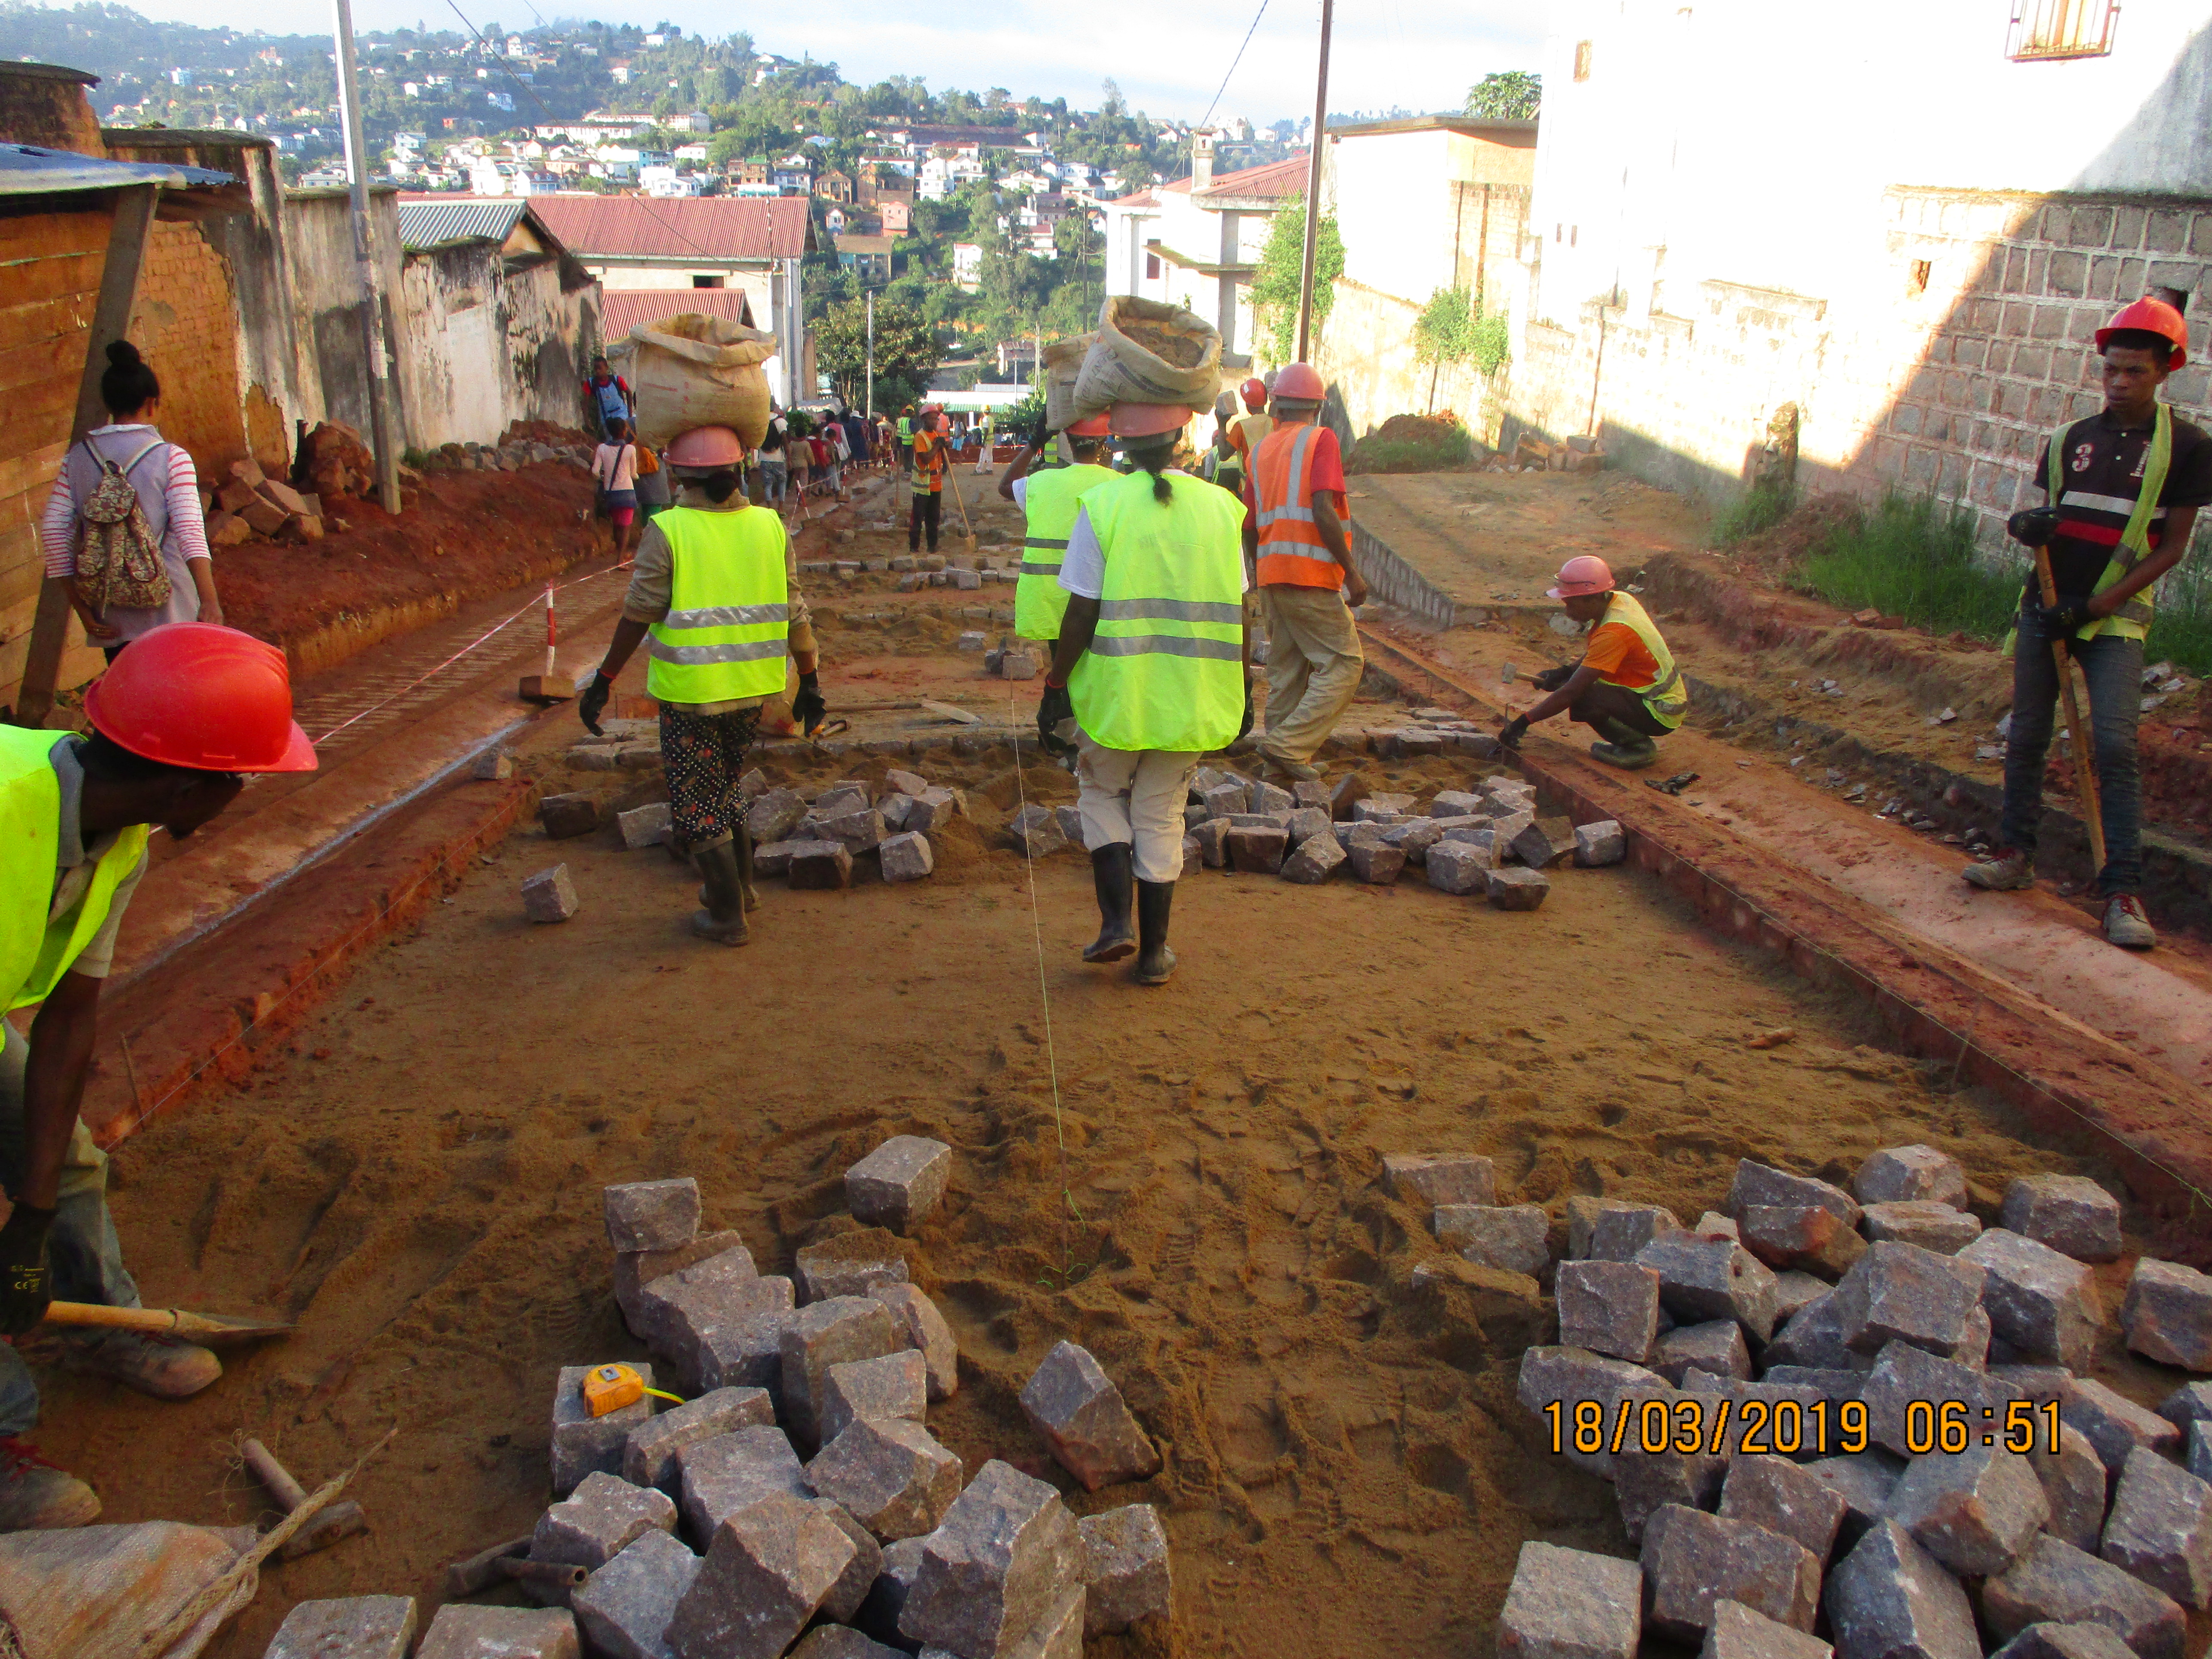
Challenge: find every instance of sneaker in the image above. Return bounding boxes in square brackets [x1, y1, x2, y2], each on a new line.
[1963, 849, 2035, 891]
[1589, 739, 1659, 770]
[1258, 751, 1322, 783]
[57, 1330, 222, 1400]
[0, 1438, 99, 1531]
[2103, 894, 2157, 951]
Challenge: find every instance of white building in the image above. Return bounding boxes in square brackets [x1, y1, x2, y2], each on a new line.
[952, 242, 982, 290]
[1103, 136, 1305, 358]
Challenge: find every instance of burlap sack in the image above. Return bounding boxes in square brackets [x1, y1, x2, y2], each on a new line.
[1042, 332, 1096, 431]
[0, 1522, 259, 1659]
[611, 314, 777, 450]
[1071, 298, 1222, 417]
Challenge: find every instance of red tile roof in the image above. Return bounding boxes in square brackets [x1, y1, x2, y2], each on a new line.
[528, 194, 811, 262]
[600, 288, 760, 340]
[1188, 153, 1311, 200]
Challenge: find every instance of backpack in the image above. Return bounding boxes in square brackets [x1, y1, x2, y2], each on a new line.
[635, 441, 660, 477]
[75, 440, 173, 615]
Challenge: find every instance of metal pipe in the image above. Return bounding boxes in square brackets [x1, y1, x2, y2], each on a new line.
[332, 0, 403, 514]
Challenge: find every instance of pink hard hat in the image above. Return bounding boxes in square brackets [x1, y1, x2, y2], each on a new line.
[1107, 402, 1191, 438]
[1547, 555, 1616, 599]
[1270, 362, 1325, 402]
[665, 426, 746, 468]
[1065, 412, 1112, 437]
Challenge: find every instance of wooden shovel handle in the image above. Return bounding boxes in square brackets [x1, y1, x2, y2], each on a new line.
[2032, 544, 2108, 874]
[42, 1300, 180, 1334]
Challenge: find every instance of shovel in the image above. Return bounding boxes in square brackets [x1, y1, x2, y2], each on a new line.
[944, 471, 981, 558]
[45, 1299, 294, 1344]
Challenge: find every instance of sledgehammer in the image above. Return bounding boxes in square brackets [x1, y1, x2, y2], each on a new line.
[243, 1438, 367, 1560]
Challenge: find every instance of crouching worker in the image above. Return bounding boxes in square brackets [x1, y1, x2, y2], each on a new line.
[1036, 402, 1251, 986]
[578, 426, 828, 947]
[1, 622, 316, 1529]
[1500, 556, 1685, 768]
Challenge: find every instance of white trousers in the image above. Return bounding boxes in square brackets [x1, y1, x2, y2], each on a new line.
[1076, 737, 1199, 884]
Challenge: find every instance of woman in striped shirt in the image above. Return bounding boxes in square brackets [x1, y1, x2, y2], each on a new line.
[40, 341, 222, 660]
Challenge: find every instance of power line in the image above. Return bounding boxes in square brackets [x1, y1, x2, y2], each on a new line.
[1198, 0, 1271, 135]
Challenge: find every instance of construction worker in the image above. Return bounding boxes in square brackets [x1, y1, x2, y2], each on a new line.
[1000, 411, 1116, 647]
[0, 622, 315, 1529]
[909, 410, 950, 555]
[1500, 555, 1685, 767]
[1203, 391, 1246, 497]
[972, 409, 997, 474]
[1242, 362, 1367, 782]
[578, 426, 826, 947]
[1037, 403, 1251, 986]
[1226, 375, 1272, 473]
[1964, 296, 2211, 951]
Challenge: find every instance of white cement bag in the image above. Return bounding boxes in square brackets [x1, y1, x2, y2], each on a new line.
[1042, 332, 1096, 431]
[1071, 298, 1222, 417]
[0, 1521, 259, 1659]
[610, 314, 777, 450]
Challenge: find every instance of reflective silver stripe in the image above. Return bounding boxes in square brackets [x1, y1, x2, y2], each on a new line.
[1642, 665, 1683, 700]
[2064, 491, 2168, 519]
[1255, 423, 1319, 529]
[1088, 634, 1243, 661]
[1098, 597, 1244, 625]
[646, 636, 788, 665]
[1019, 561, 1061, 575]
[2116, 596, 2155, 623]
[1023, 537, 1070, 550]
[662, 603, 788, 629]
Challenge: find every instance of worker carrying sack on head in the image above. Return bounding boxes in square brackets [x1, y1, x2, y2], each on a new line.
[0, 623, 315, 1532]
[1242, 362, 1367, 783]
[577, 426, 827, 948]
[999, 410, 1118, 647]
[1500, 555, 1686, 769]
[1036, 401, 1252, 987]
[1962, 295, 2212, 952]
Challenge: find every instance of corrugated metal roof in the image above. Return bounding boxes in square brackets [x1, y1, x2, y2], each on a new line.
[0, 141, 233, 197]
[601, 288, 758, 339]
[529, 194, 811, 262]
[396, 196, 526, 249]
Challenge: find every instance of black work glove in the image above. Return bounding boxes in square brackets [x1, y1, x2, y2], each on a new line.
[1029, 408, 1054, 452]
[2007, 506, 2061, 548]
[1239, 679, 1255, 741]
[1499, 715, 1529, 751]
[791, 671, 827, 736]
[1532, 664, 1577, 693]
[0, 1202, 56, 1337]
[577, 670, 612, 736]
[2036, 597, 2092, 635]
[1037, 682, 1076, 756]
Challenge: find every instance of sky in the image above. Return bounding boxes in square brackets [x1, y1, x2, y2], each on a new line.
[117, 0, 1545, 127]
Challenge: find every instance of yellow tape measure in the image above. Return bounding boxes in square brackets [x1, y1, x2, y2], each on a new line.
[582, 1363, 684, 1418]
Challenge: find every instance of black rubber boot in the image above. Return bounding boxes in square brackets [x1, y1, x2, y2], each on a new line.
[1590, 716, 1660, 771]
[691, 838, 750, 945]
[1083, 844, 1136, 963]
[735, 823, 760, 914]
[1133, 879, 1176, 985]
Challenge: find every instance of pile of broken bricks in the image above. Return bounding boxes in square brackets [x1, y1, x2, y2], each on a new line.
[520, 766, 976, 921]
[1437, 1141, 2212, 1659]
[261, 1134, 1172, 1659]
[1006, 763, 1623, 912]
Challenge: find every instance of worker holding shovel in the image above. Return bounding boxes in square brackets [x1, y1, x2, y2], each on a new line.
[0, 623, 316, 1530]
[1964, 297, 2211, 951]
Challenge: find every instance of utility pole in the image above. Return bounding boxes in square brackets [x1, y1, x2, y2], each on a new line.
[1294, 0, 1334, 362]
[865, 288, 875, 421]
[332, 0, 402, 514]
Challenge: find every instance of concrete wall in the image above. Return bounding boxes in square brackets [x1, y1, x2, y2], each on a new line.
[283, 188, 408, 445]
[397, 241, 601, 449]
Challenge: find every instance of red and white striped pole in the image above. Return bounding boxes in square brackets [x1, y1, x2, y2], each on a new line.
[543, 581, 557, 684]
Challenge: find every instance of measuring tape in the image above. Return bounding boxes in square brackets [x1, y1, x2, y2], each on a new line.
[582, 1362, 685, 1417]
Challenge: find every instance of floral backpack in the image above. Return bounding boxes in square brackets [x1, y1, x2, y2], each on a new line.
[75, 439, 173, 614]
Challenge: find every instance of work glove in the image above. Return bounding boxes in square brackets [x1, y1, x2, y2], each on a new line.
[1239, 679, 1256, 741]
[1499, 715, 1530, 751]
[0, 1202, 55, 1337]
[2035, 597, 2093, 636]
[577, 670, 612, 737]
[1037, 682, 1076, 757]
[1532, 664, 1577, 693]
[1029, 407, 1054, 452]
[792, 672, 827, 736]
[2007, 506, 2061, 548]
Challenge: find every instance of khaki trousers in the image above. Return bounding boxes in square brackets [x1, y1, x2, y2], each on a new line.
[1258, 583, 1363, 765]
[1076, 737, 1200, 884]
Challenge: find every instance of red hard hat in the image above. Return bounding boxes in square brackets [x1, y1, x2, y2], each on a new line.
[84, 622, 316, 773]
[1546, 555, 1616, 599]
[1065, 412, 1112, 437]
[1270, 362, 1325, 402]
[665, 426, 746, 468]
[1240, 377, 1267, 408]
[1107, 402, 1191, 438]
[2097, 296, 2189, 368]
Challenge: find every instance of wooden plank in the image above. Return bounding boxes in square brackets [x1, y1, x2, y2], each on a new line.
[0, 440, 67, 504]
[0, 251, 104, 310]
[14, 185, 152, 728]
[0, 294, 97, 356]
[0, 210, 109, 256]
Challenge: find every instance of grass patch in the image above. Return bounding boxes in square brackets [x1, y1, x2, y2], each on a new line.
[2145, 551, 2212, 677]
[1796, 492, 2021, 639]
[1347, 432, 1473, 474]
[1714, 476, 1799, 545]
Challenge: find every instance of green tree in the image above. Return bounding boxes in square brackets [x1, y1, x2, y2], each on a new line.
[814, 295, 942, 408]
[1464, 71, 1541, 120]
[1413, 284, 1510, 375]
[1249, 194, 1344, 362]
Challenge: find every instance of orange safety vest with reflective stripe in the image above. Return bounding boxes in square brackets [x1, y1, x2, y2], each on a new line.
[1250, 420, 1345, 589]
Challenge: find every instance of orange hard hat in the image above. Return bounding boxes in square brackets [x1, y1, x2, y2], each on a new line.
[1270, 362, 1325, 402]
[1066, 412, 1112, 437]
[84, 622, 316, 773]
[1240, 377, 1267, 408]
[665, 426, 746, 468]
[2097, 296, 2188, 368]
[1546, 555, 1616, 599]
[1107, 402, 1191, 438]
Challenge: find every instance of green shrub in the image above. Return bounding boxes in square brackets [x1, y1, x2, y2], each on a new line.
[1713, 475, 1799, 545]
[1413, 286, 1511, 377]
[2144, 540, 2212, 677]
[1796, 492, 2021, 639]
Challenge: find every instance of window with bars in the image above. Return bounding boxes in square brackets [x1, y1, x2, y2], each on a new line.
[2008, 0, 2120, 61]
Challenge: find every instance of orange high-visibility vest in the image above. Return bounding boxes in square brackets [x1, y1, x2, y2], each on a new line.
[1251, 420, 1344, 589]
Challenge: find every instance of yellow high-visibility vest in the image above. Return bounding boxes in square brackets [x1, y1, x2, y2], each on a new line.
[1593, 590, 1687, 731]
[646, 506, 791, 704]
[1015, 462, 1116, 642]
[0, 727, 148, 1010]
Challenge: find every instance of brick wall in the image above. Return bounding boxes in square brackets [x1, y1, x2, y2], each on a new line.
[126, 221, 251, 480]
